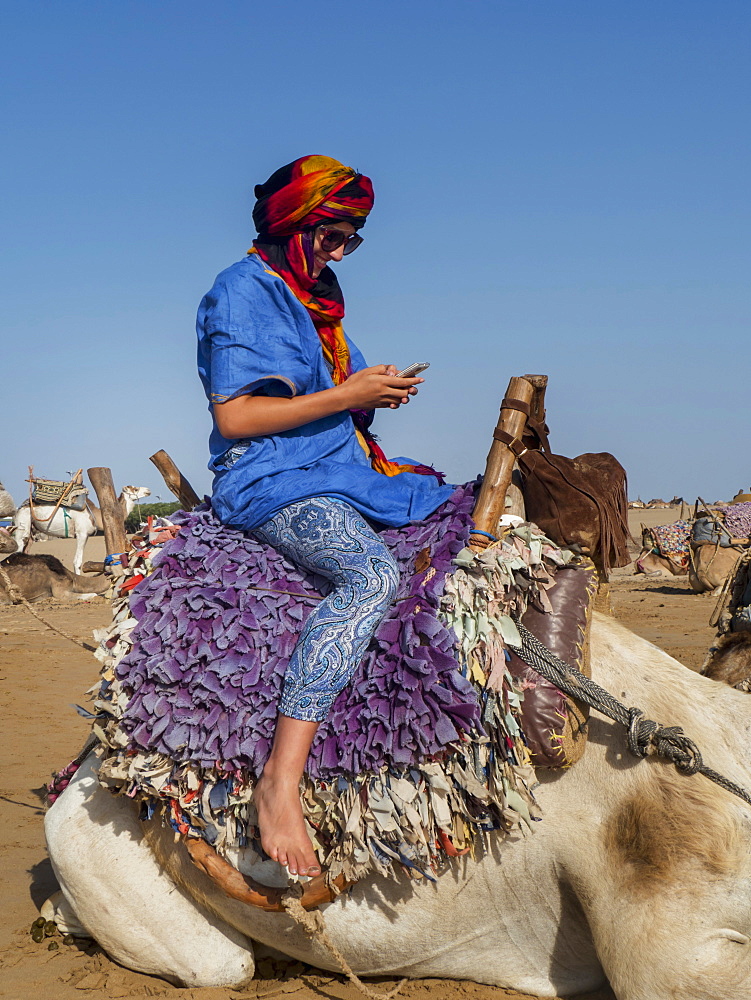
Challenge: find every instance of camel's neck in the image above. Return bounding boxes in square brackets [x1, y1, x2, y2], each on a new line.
[86, 500, 104, 532]
[552, 613, 751, 1000]
[86, 494, 130, 532]
[590, 613, 750, 767]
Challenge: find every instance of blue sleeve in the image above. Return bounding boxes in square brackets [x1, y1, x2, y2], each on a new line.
[198, 267, 314, 405]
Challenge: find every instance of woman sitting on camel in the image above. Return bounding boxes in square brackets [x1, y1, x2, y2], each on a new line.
[197, 155, 453, 878]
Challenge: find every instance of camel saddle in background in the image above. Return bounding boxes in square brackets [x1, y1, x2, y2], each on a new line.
[496, 408, 631, 579]
[29, 476, 89, 512]
[507, 560, 597, 768]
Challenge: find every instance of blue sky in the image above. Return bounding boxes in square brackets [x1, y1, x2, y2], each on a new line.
[1, 1, 749, 508]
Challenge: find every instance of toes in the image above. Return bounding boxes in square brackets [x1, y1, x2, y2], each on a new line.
[300, 852, 320, 876]
[282, 851, 321, 877]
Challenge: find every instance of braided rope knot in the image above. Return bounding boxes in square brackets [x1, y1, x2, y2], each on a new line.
[510, 617, 751, 807]
[627, 709, 702, 775]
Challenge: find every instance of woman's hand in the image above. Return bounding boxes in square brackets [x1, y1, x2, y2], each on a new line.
[339, 365, 423, 410]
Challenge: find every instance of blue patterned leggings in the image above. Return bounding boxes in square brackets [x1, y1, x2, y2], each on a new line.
[252, 497, 399, 722]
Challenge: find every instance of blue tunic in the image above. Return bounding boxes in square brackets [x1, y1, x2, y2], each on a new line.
[197, 254, 454, 530]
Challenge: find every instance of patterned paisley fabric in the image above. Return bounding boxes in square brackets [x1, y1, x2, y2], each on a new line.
[252, 497, 399, 721]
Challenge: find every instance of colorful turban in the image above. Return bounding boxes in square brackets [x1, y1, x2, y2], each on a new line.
[250, 155, 440, 482]
[252, 154, 374, 237]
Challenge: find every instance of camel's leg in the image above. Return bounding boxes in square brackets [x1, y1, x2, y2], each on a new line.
[52, 585, 102, 601]
[14, 510, 30, 553]
[45, 757, 255, 987]
[72, 526, 89, 576]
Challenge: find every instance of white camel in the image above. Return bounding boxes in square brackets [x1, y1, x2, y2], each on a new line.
[45, 614, 751, 999]
[13, 485, 151, 574]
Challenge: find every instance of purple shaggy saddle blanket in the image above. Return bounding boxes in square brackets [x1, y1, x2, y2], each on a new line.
[115, 484, 482, 778]
[91, 483, 540, 879]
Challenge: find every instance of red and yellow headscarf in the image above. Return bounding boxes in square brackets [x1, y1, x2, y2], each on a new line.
[251, 155, 440, 481]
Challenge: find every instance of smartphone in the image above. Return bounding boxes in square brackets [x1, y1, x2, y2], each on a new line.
[396, 362, 430, 379]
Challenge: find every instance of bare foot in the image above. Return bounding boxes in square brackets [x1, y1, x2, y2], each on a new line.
[254, 765, 321, 877]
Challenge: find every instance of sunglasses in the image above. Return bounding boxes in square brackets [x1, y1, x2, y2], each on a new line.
[317, 226, 364, 255]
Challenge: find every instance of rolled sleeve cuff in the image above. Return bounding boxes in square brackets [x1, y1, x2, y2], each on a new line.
[210, 374, 298, 404]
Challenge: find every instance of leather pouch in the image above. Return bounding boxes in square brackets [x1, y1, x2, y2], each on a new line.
[507, 561, 596, 768]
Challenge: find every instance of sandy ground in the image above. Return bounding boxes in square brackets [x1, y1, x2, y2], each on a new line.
[0, 512, 716, 1000]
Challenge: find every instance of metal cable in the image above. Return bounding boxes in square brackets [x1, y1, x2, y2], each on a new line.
[508, 618, 751, 808]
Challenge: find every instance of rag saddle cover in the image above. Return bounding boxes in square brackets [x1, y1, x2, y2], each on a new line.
[57, 483, 596, 883]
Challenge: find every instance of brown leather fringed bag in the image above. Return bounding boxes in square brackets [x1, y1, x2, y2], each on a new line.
[495, 398, 631, 579]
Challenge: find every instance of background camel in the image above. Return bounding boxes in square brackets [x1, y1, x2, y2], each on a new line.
[635, 518, 746, 593]
[634, 520, 691, 578]
[701, 552, 751, 684]
[46, 615, 751, 999]
[0, 552, 109, 603]
[13, 485, 151, 574]
[0, 527, 17, 555]
[703, 631, 751, 689]
[0, 481, 15, 519]
[689, 542, 745, 594]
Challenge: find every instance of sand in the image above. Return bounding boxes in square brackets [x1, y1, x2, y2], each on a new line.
[0, 516, 717, 1000]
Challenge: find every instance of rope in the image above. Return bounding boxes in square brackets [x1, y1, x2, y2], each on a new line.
[508, 618, 751, 808]
[70, 734, 101, 767]
[0, 560, 97, 653]
[282, 892, 407, 1000]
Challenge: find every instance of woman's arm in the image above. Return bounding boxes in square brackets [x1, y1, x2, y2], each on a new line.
[213, 365, 423, 440]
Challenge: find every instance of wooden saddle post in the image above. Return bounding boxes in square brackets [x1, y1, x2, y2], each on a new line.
[470, 375, 547, 550]
[87, 467, 127, 559]
[149, 450, 201, 511]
